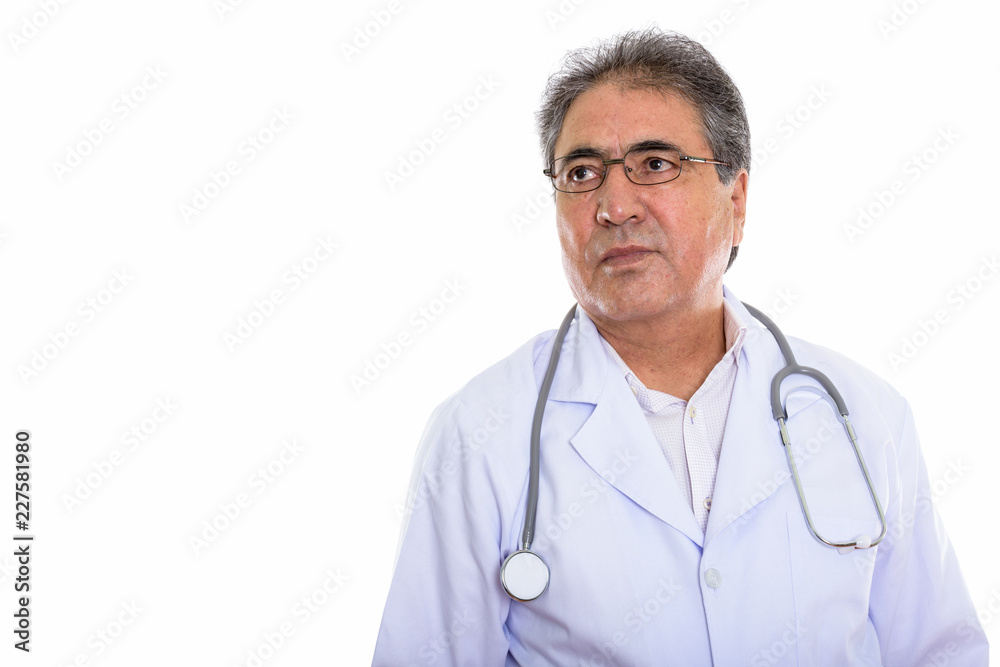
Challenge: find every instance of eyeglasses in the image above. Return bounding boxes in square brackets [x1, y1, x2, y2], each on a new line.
[543, 147, 730, 193]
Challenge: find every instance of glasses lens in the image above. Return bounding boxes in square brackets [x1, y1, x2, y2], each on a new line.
[551, 156, 605, 192]
[625, 148, 682, 185]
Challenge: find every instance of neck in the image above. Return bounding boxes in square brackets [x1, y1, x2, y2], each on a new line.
[590, 298, 727, 401]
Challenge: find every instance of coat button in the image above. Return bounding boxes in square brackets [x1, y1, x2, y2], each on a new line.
[704, 568, 722, 589]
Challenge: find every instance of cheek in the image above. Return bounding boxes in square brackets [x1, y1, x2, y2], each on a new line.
[650, 199, 731, 267]
[679, 191, 733, 243]
[555, 209, 590, 259]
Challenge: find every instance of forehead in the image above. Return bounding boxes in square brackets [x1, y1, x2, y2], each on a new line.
[554, 83, 708, 157]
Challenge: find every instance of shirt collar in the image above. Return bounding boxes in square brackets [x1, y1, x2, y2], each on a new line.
[595, 295, 748, 410]
[721, 296, 748, 362]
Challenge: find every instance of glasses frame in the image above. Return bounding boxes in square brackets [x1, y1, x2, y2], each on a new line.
[543, 148, 732, 194]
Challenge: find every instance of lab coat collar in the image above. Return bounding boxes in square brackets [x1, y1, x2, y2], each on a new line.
[542, 289, 790, 548]
[541, 302, 703, 544]
[546, 287, 757, 404]
[708, 289, 791, 543]
[544, 302, 607, 405]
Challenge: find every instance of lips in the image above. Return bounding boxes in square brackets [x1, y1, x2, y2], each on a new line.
[600, 245, 654, 263]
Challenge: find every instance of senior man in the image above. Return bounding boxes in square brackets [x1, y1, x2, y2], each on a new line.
[372, 28, 987, 665]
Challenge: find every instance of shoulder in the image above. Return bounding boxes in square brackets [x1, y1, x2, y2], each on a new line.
[783, 333, 910, 430]
[420, 328, 559, 452]
[459, 329, 556, 403]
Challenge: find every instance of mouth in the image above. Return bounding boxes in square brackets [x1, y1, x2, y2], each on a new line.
[600, 245, 655, 265]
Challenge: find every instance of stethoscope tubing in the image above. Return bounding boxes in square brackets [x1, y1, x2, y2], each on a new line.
[522, 303, 578, 552]
[509, 300, 888, 602]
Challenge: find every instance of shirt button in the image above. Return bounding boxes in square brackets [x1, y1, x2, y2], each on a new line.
[688, 405, 697, 421]
[703, 497, 712, 511]
[704, 568, 722, 589]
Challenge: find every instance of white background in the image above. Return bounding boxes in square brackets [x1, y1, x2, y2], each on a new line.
[1, 0, 998, 664]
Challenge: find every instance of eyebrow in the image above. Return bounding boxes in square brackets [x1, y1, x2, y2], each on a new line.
[557, 139, 684, 160]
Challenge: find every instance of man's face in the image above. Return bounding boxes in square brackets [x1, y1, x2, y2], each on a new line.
[552, 83, 748, 325]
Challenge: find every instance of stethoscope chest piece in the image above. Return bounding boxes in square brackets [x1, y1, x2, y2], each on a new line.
[498, 301, 886, 607]
[500, 549, 549, 602]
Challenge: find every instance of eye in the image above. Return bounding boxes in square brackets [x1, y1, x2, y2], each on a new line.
[568, 165, 597, 182]
[628, 149, 681, 183]
[639, 154, 679, 172]
[555, 156, 604, 190]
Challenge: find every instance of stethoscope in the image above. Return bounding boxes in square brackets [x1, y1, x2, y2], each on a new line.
[500, 302, 889, 603]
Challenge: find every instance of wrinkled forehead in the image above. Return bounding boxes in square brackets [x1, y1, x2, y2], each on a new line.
[553, 83, 709, 160]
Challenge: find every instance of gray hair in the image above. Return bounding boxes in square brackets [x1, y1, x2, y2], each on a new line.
[535, 27, 750, 268]
[536, 27, 751, 184]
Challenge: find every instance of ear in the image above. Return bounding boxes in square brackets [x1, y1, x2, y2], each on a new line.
[729, 170, 748, 246]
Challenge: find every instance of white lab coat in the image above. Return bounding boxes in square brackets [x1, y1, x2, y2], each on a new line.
[372, 288, 988, 666]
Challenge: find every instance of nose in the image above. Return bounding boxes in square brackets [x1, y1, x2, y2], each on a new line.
[595, 159, 645, 226]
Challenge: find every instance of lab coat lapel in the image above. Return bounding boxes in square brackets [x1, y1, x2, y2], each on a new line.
[705, 309, 792, 545]
[548, 307, 705, 547]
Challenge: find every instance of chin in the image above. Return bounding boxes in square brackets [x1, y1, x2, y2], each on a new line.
[579, 286, 674, 323]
